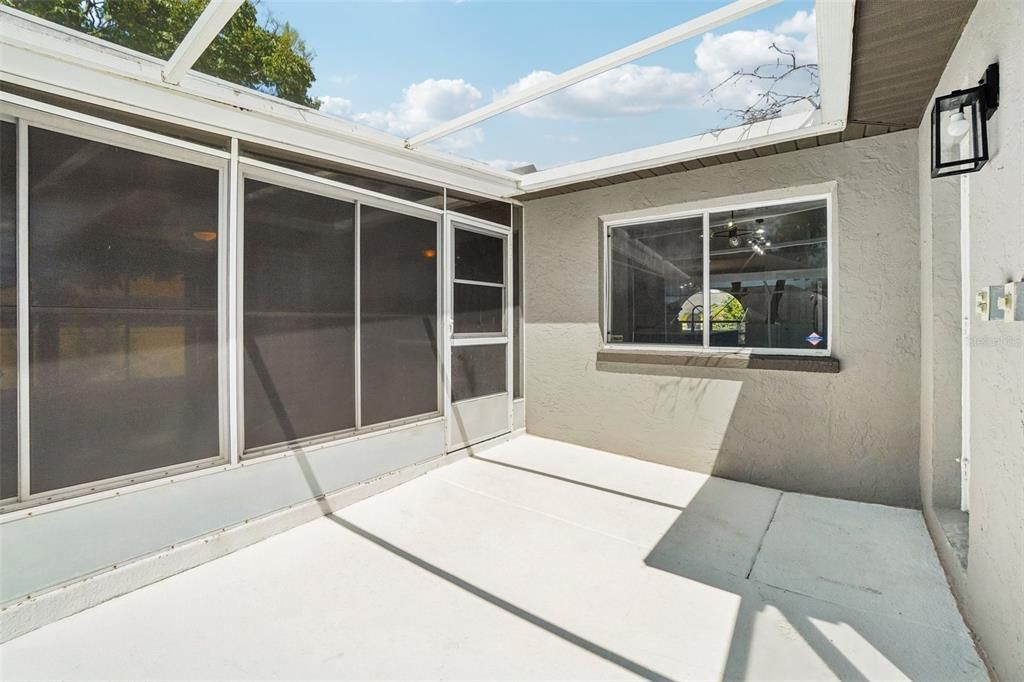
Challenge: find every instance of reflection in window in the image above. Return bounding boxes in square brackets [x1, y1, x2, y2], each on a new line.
[28, 127, 221, 494]
[607, 198, 829, 352]
[1, 122, 16, 499]
[360, 206, 438, 426]
[709, 200, 828, 350]
[608, 216, 704, 345]
[243, 180, 356, 450]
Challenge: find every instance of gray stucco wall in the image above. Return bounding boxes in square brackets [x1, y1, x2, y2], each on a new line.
[918, 1, 1024, 678]
[523, 130, 921, 508]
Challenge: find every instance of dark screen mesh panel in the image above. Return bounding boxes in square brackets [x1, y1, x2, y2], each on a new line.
[28, 127, 220, 493]
[452, 344, 506, 402]
[243, 179, 356, 450]
[512, 209, 523, 399]
[360, 206, 438, 425]
[454, 228, 503, 283]
[1, 122, 17, 499]
[454, 283, 502, 334]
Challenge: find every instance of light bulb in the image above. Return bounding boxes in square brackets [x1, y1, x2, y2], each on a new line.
[729, 236, 740, 247]
[947, 110, 971, 139]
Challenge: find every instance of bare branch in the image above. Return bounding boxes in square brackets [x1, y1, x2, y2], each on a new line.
[703, 43, 820, 130]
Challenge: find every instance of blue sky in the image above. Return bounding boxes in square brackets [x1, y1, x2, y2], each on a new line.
[260, 1, 817, 169]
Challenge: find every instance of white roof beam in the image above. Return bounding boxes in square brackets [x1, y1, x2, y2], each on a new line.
[162, 0, 244, 85]
[406, 0, 781, 148]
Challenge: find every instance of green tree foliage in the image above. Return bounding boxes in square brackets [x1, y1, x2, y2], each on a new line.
[3, 0, 319, 108]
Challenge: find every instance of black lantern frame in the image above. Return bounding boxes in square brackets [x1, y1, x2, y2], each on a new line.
[931, 63, 999, 178]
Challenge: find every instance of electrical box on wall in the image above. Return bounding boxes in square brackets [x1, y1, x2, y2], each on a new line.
[977, 285, 1005, 321]
[996, 281, 1024, 322]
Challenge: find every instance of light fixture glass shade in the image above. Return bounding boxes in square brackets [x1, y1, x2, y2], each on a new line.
[931, 63, 999, 178]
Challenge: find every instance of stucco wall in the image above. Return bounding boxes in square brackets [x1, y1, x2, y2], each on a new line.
[919, 172, 963, 514]
[523, 130, 921, 508]
[918, 1, 1024, 678]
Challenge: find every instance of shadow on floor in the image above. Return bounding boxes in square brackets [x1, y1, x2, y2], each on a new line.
[296, 446, 982, 681]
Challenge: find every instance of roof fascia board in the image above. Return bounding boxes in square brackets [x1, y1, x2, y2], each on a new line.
[0, 6, 520, 199]
[514, 0, 855, 193]
[816, 0, 856, 122]
[162, 0, 244, 85]
[406, 0, 781, 148]
[518, 110, 840, 192]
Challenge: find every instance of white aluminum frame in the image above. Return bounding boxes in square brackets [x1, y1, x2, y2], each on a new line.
[602, 191, 835, 358]
[162, 0, 244, 85]
[0, 89, 522, 514]
[235, 159, 445, 460]
[445, 211, 514, 449]
[407, 0, 781, 148]
[0, 6, 520, 200]
[2, 103, 231, 509]
[0, 0, 855, 199]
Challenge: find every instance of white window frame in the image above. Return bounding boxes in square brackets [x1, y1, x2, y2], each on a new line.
[602, 189, 835, 358]
[235, 159, 445, 460]
[1, 101, 232, 509]
[0, 97, 455, 512]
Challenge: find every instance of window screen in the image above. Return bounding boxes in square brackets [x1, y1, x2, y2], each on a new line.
[360, 205, 438, 425]
[451, 344, 506, 402]
[28, 127, 221, 493]
[243, 179, 356, 450]
[1, 122, 17, 499]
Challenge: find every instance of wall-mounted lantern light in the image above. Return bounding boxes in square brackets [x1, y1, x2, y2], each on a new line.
[931, 63, 999, 178]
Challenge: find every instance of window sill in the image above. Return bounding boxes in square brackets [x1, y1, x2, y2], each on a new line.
[596, 348, 840, 373]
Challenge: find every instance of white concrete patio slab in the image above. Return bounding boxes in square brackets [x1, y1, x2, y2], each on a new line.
[0, 435, 986, 681]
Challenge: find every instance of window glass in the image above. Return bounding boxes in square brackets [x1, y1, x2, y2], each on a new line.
[454, 228, 503, 283]
[452, 344, 506, 402]
[28, 127, 220, 493]
[608, 216, 704, 345]
[1, 122, 16, 499]
[709, 199, 828, 350]
[360, 206, 438, 425]
[243, 179, 355, 450]
[454, 283, 502, 335]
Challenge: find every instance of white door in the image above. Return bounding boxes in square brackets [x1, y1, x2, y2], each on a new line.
[445, 215, 513, 450]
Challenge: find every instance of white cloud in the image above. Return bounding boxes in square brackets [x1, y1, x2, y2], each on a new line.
[774, 10, 815, 35]
[694, 26, 817, 109]
[318, 96, 353, 117]
[499, 8, 818, 120]
[500, 65, 705, 120]
[428, 127, 485, 153]
[352, 78, 483, 137]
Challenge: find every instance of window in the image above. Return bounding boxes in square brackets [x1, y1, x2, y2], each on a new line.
[606, 196, 830, 353]
[243, 179, 356, 451]
[27, 127, 223, 494]
[453, 227, 505, 336]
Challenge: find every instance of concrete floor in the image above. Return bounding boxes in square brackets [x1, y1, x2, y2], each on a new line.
[0, 435, 986, 681]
